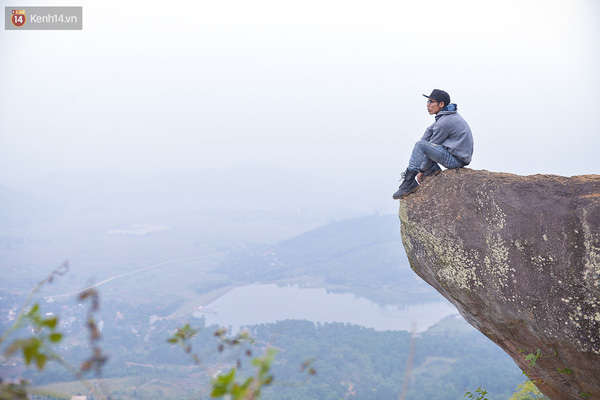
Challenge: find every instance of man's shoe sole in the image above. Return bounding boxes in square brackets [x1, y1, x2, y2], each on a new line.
[393, 185, 419, 200]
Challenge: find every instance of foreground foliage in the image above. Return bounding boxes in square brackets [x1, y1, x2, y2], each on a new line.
[2, 264, 531, 400]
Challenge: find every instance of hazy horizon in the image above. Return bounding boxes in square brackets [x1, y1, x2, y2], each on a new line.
[2, 0, 599, 193]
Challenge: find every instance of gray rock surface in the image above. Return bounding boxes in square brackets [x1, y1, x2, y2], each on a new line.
[398, 168, 600, 399]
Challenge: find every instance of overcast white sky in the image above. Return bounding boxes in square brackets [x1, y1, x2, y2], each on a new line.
[1, 0, 599, 187]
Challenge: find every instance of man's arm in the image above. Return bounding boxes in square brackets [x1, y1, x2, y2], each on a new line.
[428, 122, 449, 144]
[420, 123, 435, 141]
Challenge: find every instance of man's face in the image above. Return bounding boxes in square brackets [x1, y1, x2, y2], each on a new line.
[426, 99, 443, 115]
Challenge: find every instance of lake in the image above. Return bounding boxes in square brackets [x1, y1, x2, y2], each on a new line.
[196, 284, 458, 332]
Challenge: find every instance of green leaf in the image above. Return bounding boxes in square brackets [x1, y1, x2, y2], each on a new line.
[558, 367, 574, 374]
[230, 382, 245, 398]
[238, 377, 252, 391]
[22, 337, 41, 365]
[35, 353, 47, 370]
[210, 386, 228, 397]
[23, 345, 35, 365]
[211, 368, 236, 397]
[49, 332, 63, 343]
[524, 349, 541, 366]
[42, 316, 58, 329]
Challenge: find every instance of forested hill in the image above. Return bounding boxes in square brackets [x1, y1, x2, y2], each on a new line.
[217, 214, 437, 304]
[27, 315, 527, 400]
[251, 317, 525, 400]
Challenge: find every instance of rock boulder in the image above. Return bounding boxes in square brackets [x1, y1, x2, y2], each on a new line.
[398, 168, 600, 399]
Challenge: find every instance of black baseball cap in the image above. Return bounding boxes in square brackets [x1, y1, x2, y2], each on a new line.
[422, 89, 450, 105]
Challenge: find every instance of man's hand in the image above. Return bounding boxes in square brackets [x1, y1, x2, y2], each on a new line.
[416, 172, 424, 184]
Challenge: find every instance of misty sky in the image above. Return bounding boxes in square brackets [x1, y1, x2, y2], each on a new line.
[1, 0, 599, 188]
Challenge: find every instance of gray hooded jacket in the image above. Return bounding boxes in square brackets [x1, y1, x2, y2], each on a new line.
[421, 104, 473, 165]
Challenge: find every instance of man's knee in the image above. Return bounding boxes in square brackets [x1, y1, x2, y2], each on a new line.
[414, 140, 430, 151]
[418, 141, 443, 157]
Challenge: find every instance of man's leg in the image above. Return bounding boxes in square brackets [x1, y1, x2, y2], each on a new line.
[393, 140, 464, 199]
[408, 140, 464, 171]
[423, 163, 442, 178]
[393, 140, 430, 199]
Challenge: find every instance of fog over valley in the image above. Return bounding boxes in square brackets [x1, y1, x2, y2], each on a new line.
[1, 0, 598, 398]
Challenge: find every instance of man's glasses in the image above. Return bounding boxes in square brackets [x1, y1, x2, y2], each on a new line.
[427, 100, 438, 104]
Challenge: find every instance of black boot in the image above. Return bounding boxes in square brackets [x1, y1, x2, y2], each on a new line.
[423, 163, 442, 179]
[392, 169, 419, 200]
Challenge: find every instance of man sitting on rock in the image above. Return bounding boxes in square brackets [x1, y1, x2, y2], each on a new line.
[393, 89, 474, 199]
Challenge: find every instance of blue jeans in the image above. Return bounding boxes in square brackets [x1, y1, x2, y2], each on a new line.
[407, 140, 465, 172]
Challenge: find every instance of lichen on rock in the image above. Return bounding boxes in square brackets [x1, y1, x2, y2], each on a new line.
[398, 168, 600, 400]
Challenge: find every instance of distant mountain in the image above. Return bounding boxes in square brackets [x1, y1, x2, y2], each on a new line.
[218, 213, 437, 304]
[269, 213, 410, 283]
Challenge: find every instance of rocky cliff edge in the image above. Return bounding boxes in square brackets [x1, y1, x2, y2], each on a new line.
[398, 168, 600, 399]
